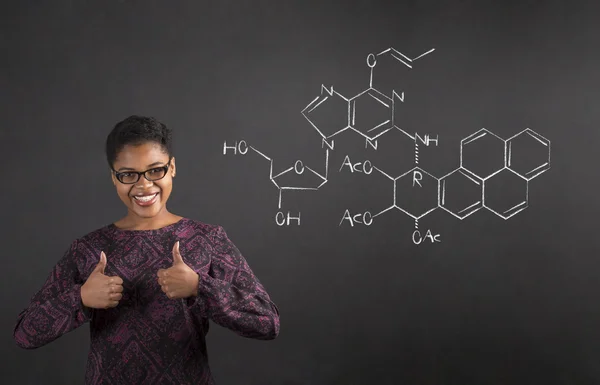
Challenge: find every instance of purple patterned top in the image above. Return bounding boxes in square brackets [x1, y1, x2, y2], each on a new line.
[13, 218, 280, 384]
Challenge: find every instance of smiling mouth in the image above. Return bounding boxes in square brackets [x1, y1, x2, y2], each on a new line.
[132, 192, 159, 206]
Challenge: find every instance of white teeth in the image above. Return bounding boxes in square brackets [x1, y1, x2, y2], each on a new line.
[134, 193, 157, 202]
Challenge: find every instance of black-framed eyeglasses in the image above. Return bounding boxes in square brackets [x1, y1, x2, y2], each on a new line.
[112, 158, 172, 184]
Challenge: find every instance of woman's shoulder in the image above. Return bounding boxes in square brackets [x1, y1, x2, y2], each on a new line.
[176, 217, 224, 236]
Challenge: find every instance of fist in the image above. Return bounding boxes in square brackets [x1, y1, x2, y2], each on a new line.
[81, 251, 124, 309]
[157, 241, 199, 299]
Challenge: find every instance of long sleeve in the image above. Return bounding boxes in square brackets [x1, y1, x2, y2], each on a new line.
[186, 226, 280, 340]
[13, 239, 91, 349]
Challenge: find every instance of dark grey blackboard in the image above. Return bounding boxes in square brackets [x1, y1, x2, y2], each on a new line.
[3, 1, 600, 384]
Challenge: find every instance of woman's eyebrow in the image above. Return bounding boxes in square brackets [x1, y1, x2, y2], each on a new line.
[117, 161, 166, 172]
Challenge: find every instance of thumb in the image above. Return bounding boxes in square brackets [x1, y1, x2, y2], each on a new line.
[94, 251, 107, 274]
[172, 241, 184, 265]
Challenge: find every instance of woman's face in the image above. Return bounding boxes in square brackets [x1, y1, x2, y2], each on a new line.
[111, 142, 176, 219]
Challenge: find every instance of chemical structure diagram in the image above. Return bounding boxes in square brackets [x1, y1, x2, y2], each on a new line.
[223, 47, 551, 244]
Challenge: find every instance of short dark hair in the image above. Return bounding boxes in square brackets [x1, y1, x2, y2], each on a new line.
[105, 115, 173, 168]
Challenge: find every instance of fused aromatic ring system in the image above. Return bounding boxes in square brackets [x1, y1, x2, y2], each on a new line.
[222, 47, 551, 244]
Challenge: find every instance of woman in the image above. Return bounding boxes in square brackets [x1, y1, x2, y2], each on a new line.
[13, 115, 280, 384]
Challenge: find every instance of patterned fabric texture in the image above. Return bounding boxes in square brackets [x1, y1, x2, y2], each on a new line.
[14, 218, 280, 384]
